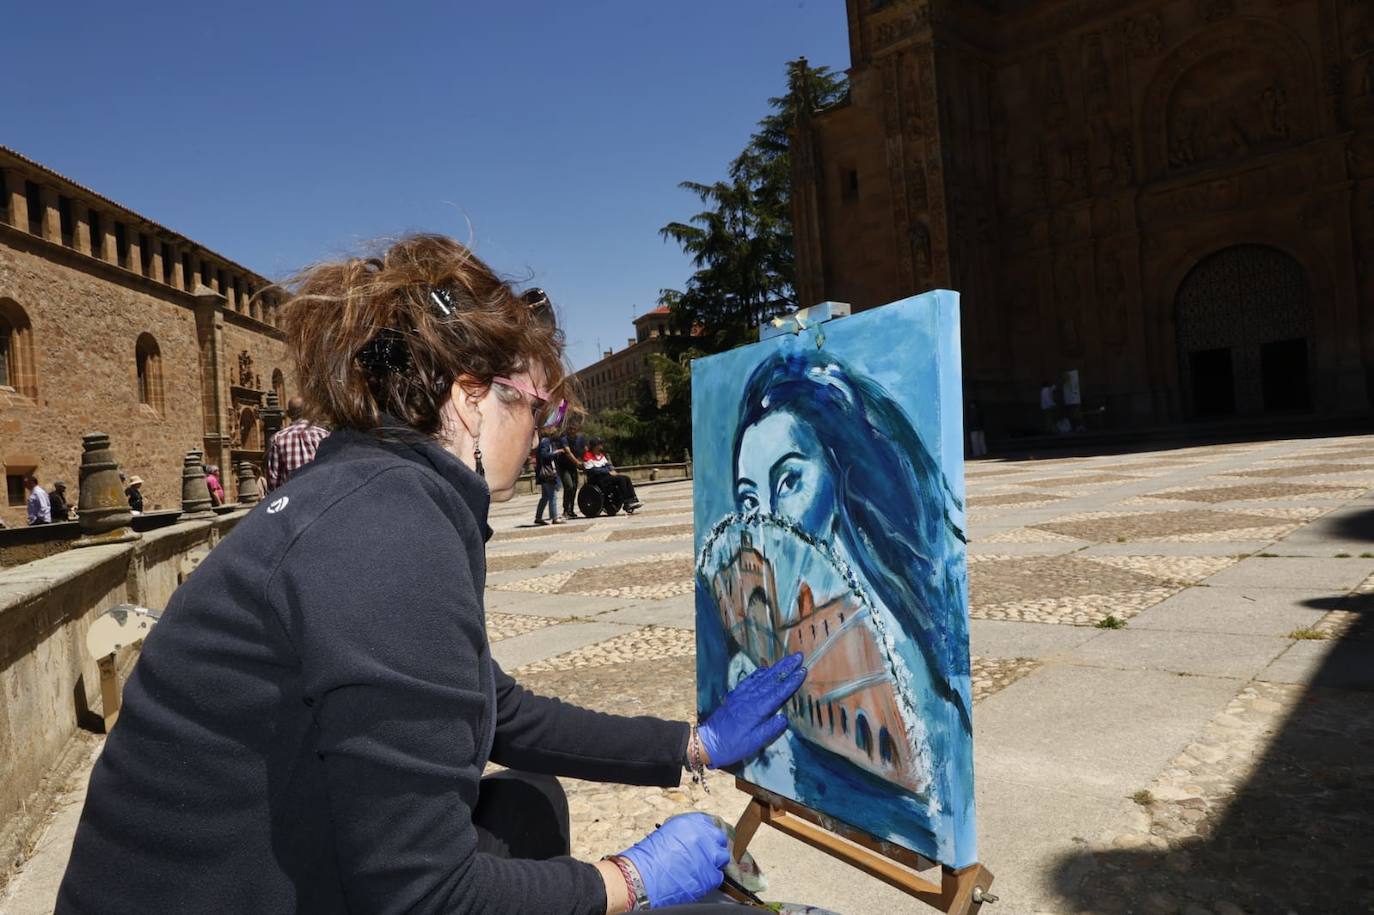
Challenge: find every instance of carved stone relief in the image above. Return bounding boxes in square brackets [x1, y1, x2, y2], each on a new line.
[1083, 32, 1111, 115]
[1114, 12, 1163, 58]
[1143, 20, 1315, 178]
[1197, 0, 1235, 23]
[865, 0, 931, 54]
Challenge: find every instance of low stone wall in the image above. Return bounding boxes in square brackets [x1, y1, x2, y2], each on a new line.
[515, 461, 692, 494]
[0, 510, 247, 870]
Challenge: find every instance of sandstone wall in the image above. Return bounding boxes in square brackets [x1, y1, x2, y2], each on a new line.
[0, 512, 245, 867]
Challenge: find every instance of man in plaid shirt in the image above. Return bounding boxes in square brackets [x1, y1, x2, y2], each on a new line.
[265, 397, 330, 493]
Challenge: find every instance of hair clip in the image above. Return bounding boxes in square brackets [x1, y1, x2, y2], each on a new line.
[356, 328, 412, 375]
[429, 287, 456, 317]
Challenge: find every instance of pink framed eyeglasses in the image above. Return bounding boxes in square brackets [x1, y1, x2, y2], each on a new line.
[493, 376, 568, 429]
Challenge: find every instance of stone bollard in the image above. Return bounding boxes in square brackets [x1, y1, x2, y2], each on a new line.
[74, 432, 140, 547]
[235, 461, 261, 505]
[180, 450, 216, 519]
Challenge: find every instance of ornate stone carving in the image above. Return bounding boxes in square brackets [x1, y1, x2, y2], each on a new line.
[866, 0, 931, 52]
[1115, 12, 1163, 58]
[1197, 0, 1235, 23]
[1041, 50, 1068, 127]
[237, 350, 255, 388]
[1083, 32, 1112, 114]
[1143, 19, 1315, 178]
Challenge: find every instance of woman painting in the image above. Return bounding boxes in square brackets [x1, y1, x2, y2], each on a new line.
[57, 235, 805, 914]
[724, 345, 972, 862]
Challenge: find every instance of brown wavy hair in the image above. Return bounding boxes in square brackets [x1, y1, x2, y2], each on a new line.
[280, 234, 573, 436]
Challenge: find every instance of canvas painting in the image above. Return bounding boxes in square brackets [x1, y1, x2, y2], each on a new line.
[692, 290, 975, 869]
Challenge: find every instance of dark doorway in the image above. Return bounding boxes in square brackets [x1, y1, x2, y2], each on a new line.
[1189, 348, 1236, 417]
[1260, 338, 1311, 412]
[1175, 245, 1312, 417]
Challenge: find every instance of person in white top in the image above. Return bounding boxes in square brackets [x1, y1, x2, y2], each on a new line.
[1039, 380, 1058, 434]
[25, 473, 51, 525]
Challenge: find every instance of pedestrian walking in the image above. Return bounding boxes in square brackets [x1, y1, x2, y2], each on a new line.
[57, 234, 800, 913]
[204, 465, 225, 506]
[49, 480, 73, 521]
[24, 473, 51, 525]
[1039, 379, 1059, 434]
[126, 476, 145, 513]
[265, 396, 330, 492]
[557, 422, 586, 518]
[534, 428, 561, 525]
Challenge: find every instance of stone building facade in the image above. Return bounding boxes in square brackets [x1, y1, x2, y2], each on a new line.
[0, 146, 293, 526]
[793, 0, 1374, 435]
[573, 307, 682, 412]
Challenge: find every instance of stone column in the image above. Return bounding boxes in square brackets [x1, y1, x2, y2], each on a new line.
[72, 200, 91, 255]
[261, 392, 285, 444]
[194, 289, 230, 473]
[127, 230, 142, 276]
[73, 433, 140, 547]
[99, 219, 117, 263]
[235, 462, 261, 505]
[3, 168, 25, 229]
[180, 450, 215, 519]
[149, 239, 164, 284]
[40, 185, 60, 243]
[170, 243, 185, 290]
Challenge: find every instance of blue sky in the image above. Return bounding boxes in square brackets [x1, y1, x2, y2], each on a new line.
[10, 2, 849, 370]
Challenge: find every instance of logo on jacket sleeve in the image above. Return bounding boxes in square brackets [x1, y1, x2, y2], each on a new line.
[266, 496, 290, 514]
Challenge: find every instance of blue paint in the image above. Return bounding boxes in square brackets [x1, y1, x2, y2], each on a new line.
[693, 291, 976, 868]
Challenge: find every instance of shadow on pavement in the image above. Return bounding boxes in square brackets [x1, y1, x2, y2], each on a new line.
[1049, 601, 1374, 913]
[1324, 506, 1374, 545]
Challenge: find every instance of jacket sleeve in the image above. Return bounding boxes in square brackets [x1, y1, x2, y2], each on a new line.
[269, 468, 606, 915]
[490, 664, 690, 787]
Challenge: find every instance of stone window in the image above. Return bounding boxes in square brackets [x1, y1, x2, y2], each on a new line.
[0, 299, 37, 399]
[272, 368, 286, 404]
[161, 243, 173, 284]
[6, 474, 28, 507]
[25, 181, 43, 235]
[115, 222, 129, 269]
[183, 252, 194, 288]
[89, 211, 104, 259]
[855, 711, 873, 759]
[58, 196, 74, 247]
[840, 706, 848, 735]
[135, 332, 164, 414]
[0, 171, 7, 225]
[139, 233, 153, 277]
[879, 726, 898, 766]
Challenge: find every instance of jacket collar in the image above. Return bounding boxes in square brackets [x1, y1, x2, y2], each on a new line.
[321, 421, 493, 542]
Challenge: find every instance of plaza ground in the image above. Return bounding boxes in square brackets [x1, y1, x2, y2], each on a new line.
[4, 434, 1373, 913]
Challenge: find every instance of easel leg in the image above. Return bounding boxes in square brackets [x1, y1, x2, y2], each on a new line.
[731, 797, 766, 862]
[97, 652, 121, 733]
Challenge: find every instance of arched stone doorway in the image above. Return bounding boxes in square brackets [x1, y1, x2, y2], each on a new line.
[1175, 244, 1313, 418]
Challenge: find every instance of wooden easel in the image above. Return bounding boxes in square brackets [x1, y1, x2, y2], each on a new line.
[728, 780, 995, 913]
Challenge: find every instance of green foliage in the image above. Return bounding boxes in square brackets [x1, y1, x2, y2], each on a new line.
[1132, 789, 1155, 807]
[1287, 628, 1327, 641]
[659, 59, 848, 352]
[1096, 615, 1127, 630]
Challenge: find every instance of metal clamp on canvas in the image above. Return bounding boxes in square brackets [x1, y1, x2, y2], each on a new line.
[692, 290, 994, 912]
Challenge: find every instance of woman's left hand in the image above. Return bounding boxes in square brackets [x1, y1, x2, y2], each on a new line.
[698, 653, 807, 769]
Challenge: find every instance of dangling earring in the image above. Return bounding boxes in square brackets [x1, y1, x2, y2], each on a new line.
[473, 438, 485, 478]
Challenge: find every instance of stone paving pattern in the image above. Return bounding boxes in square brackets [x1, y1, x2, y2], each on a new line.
[7, 433, 1374, 914]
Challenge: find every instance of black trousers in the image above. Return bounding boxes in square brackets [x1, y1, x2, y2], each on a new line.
[475, 771, 749, 912]
[559, 466, 580, 515]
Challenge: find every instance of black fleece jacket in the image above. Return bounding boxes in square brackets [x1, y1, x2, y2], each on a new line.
[56, 428, 690, 914]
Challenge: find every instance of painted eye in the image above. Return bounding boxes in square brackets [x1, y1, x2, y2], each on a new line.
[777, 470, 801, 497]
[738, 492, 759, 512]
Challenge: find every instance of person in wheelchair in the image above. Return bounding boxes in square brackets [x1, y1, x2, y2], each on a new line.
[583, 438, 641, 513]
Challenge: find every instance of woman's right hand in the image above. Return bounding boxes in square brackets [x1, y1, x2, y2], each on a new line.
[618, 813, 729, 908]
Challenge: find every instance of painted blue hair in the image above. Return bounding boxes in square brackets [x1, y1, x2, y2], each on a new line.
[730, 347, 971, 733]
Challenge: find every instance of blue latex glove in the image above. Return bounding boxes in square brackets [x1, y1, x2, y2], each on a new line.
[699, 652, 807, 768]
[619, 812, 729, 908]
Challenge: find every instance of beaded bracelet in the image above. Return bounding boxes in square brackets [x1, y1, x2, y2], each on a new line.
[687, 724, 710, 793]
[603, 854, 650, 911]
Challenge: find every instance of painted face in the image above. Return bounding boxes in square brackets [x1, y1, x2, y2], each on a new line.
[734, 410, 838, 533]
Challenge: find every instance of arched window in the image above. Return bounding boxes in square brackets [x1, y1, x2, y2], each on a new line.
[272, 368, 286, 405]
[879, 727, 898, 767]
[0, 299, 37, 399]
[855, 711, 873, 759]
[135, 333, 164, 414]
[840, 707, 848, 735]
[827, 702, 835, 733]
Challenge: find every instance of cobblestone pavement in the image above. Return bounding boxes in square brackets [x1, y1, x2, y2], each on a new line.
[7, 434, 1374, 914]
